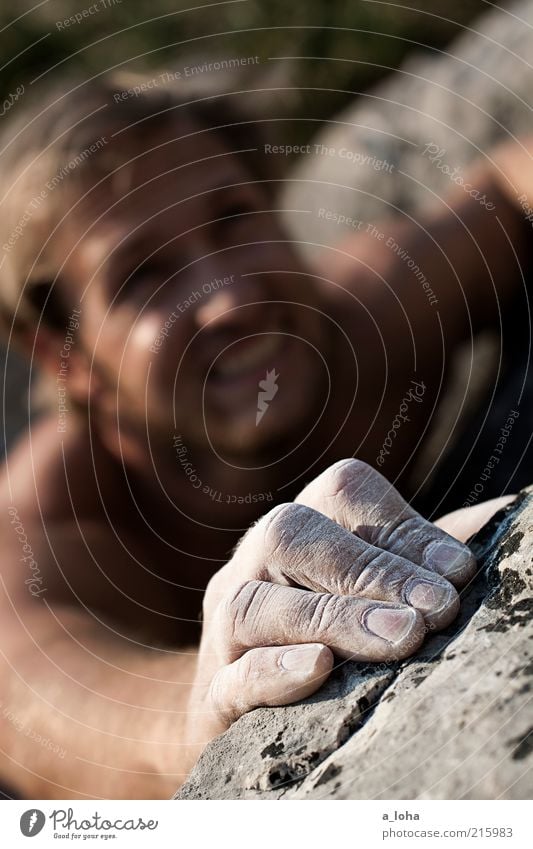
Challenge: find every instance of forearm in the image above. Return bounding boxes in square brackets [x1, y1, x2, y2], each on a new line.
[0, 602, 199, 799]
[393, 162, 531, 338]
[400, 183, 526, 485]
[327, 157, 532, 367]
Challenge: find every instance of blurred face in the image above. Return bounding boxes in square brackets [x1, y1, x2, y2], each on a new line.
[51, 118, 330, 460]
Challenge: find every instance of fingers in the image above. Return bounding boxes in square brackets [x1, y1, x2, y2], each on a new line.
[209, 643, 334, 725]
[295, 458, 477, 587]
[222, 580, 425, 663]
[235, 501, 459, 629]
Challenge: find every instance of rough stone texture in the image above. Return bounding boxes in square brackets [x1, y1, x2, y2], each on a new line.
[281, 0, 533, 252]
[177, 488, 533, 799]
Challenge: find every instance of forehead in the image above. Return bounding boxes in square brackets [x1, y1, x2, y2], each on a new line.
[65, 115, 253, 231]
[50, 115, 258, 292]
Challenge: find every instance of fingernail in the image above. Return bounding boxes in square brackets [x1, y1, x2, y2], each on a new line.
[403, 577, 455, 614]
[280, 645, 323, 673]
[364, 607, 416, 643]
[424, 540, 475, 578]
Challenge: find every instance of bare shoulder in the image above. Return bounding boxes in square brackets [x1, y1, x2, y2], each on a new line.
[0, 416, 117, 608]
[0, 414, 101, 522]
[0, 418, 186, 641]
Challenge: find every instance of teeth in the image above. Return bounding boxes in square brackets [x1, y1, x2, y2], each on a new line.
[214, 336, 282, 378]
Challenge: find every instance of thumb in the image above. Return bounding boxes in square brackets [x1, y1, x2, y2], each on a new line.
[208, 643, 334, 729]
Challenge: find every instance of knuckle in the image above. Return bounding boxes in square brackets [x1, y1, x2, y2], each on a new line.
[262, 502, 315, 560]
[233, 503, 310, 581]
[222, 579, 263, 621]
[373, 512, 422, 550]
[306, 592, 345, 638]
[322, 458, 374, 497]
[298, 458, 379, 522]
[307, 458, 372, 500]
[219, 579, 273, 647]
[352, 549, 406, 595]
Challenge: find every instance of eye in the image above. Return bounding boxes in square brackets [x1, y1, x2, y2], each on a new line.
[221, 201, 254, 218]
[117, 261, 167, 302]
[216, 194, 261, 229]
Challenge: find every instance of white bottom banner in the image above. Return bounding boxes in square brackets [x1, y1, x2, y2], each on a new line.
[1, 799, 530, 848]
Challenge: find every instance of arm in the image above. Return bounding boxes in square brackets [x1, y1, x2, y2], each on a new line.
[322, 139, 533, 370]
[0, 568, 198, 799]
[1, 461, 477, 799]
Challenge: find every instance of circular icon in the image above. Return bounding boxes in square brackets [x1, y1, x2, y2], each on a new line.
[20, 809, 46, 837]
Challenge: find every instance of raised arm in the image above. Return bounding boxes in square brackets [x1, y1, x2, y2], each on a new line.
[320, 137, 533, 370]
[1, 461, 477, 799]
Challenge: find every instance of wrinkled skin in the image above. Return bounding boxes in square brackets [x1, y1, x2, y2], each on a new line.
[186, 458, 478, 744]
[0, 116, 527, 797]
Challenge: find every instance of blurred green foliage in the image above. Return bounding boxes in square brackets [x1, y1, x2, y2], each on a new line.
[1, 0, 487, 136]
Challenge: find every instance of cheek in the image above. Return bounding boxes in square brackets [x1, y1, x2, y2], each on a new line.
[123, 315, 187, 396]
[94, 316, 159, 395]
[124, 318, 162, 376]
[129, 315, 163, 355]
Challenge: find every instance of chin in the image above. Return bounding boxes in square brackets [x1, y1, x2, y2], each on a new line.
[199, 389, 320, 459]
[170, 339, 328, 458]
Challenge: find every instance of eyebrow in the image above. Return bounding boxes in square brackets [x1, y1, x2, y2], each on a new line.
[203, 175, 257, 195]
[93, 178, 257, 290]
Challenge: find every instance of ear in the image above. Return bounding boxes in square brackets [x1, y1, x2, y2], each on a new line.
[23, 280, 103, 405]
[24, 319, 103, 407]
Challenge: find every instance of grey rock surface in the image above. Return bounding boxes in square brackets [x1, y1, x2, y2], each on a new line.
[281, 0, 533, 254]
[177, 489, 533, 799]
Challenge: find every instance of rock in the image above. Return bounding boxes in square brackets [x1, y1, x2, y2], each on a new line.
[179, 662, 396, 800]
[176, 488, 533, 799]
[281, 0, 533, 254]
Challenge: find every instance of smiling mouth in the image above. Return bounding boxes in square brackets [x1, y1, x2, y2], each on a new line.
[207, 334, 287, 386]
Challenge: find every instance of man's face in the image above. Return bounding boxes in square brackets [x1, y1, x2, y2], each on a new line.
[52, 119, 329, 458]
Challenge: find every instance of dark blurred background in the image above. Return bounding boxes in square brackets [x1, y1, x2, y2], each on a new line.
[0, 0, 486, 142]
